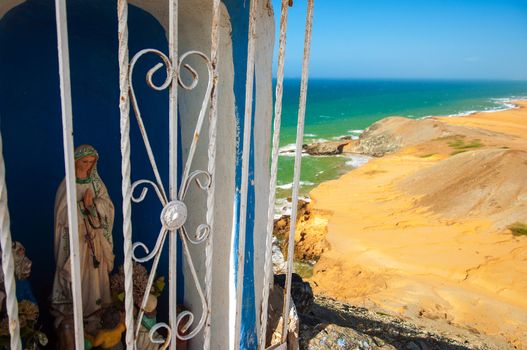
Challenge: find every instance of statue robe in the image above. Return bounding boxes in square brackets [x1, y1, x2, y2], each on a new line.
[51, 177, 114, 328]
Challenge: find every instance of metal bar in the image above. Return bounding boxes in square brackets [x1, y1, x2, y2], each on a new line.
[168, 0, 179, 348]
[234, 0, 259, 348]
[203, 0, 221, 348]
[266, 343, 287, 350]
[259, 0, 290, 348]
[0, 133, 21, 350]
[116, 0, 135, 348]
[54, 0, 85, 347]
[281, 0, 314, 343]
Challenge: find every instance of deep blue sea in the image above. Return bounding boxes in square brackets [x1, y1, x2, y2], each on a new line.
[275, 79, 527, 206]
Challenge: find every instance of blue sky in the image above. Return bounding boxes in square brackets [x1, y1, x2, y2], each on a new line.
[271, 0, 527, 80]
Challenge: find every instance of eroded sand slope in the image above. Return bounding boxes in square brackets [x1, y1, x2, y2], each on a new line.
[305, 102, 527, 349]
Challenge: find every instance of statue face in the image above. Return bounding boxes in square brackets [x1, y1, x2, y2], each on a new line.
[75, 155, 97, 178]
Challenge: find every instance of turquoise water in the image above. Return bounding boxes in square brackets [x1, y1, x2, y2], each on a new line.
[275, 79, 527, 202]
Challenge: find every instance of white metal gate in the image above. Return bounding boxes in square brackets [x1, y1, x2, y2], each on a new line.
[0, 0, 314, 349]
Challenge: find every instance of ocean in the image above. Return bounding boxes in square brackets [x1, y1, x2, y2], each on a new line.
[275, 79, 527, 212]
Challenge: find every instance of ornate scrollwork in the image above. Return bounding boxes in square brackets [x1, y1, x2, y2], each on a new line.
[148, 323, 172, 350]
[131, 179, 167, 204]
[127, 46, 214, 347]
[181, 170, 212, 199]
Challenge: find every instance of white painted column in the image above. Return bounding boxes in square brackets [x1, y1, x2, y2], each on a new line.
[54, 0, 85, 348]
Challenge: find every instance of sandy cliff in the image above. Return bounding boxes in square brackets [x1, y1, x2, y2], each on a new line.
[300, 101, 527, 349]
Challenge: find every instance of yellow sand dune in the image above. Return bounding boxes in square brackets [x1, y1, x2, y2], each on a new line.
[306, 101, 527, 349]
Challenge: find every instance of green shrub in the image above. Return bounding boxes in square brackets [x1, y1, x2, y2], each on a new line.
[508, 222, 527, 236]
[448, 138, 484, 150]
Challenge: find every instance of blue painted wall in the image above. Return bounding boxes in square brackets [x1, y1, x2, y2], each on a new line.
[0, 0, 183, 335]
[222, 0, 259, 348]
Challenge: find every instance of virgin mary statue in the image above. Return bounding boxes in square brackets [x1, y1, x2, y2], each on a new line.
[51, 145, 115, 334]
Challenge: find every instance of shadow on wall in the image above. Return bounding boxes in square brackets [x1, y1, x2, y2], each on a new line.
[0, 0, 183, 339]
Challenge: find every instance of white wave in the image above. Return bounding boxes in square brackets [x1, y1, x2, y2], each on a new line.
[276, 181, 315, 190]
[482, 105, 516, 113]
[279, 143, 297, 154]
[348, 129, 364, 134]
[444, 110, 478, 117]
[345, 154, 372, 168]
[332, 134, 359, 141]
[274, 198, 290, 218]
[279, 138, 330, 156]
[438, 97, 526, 119]
[418, 97, 527, 120]
[304, 133, 317, 138]
[276, 183, 293, 190]
[274, 196, 311, 218]
[279, 152, 310, 157]
[483, 98, 521, 113]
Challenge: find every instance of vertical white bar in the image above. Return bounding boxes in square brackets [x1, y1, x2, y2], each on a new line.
[259, 0, 289, 347]
[168, 0, 179, 349]
[281, 0, 314, 343]
[0, 133, 21, 350]
[203, 0, 221, 349]
[234, 0, 259, 348]
[117, 0, 135, 349]
[54, 0, 85, 348]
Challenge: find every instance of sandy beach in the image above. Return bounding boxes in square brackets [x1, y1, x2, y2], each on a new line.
[303, 101, 527, 349]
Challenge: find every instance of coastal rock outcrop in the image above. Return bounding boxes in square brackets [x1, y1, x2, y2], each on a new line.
[303, 140, 353, 155]
[349, 116, 509, 157]
[350, 117, 445, 156]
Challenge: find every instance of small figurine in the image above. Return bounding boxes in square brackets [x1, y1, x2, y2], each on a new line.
[0, 242, 48, 350]
[85, 308, 125, 349]
[50, 144, 115, 346]
[110, 263, 166, 350]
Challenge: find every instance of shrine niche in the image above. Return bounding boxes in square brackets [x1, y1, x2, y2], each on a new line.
[0, 0, 281, 348]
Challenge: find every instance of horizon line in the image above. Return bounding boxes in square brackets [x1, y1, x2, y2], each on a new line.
[273, 76, 527, 82]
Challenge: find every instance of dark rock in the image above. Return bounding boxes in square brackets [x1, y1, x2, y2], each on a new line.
[303, 141, 351, 155]
[405, 342, 420, 350]
[275, 273, 314, 314]
[418, 341, 431, 350]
